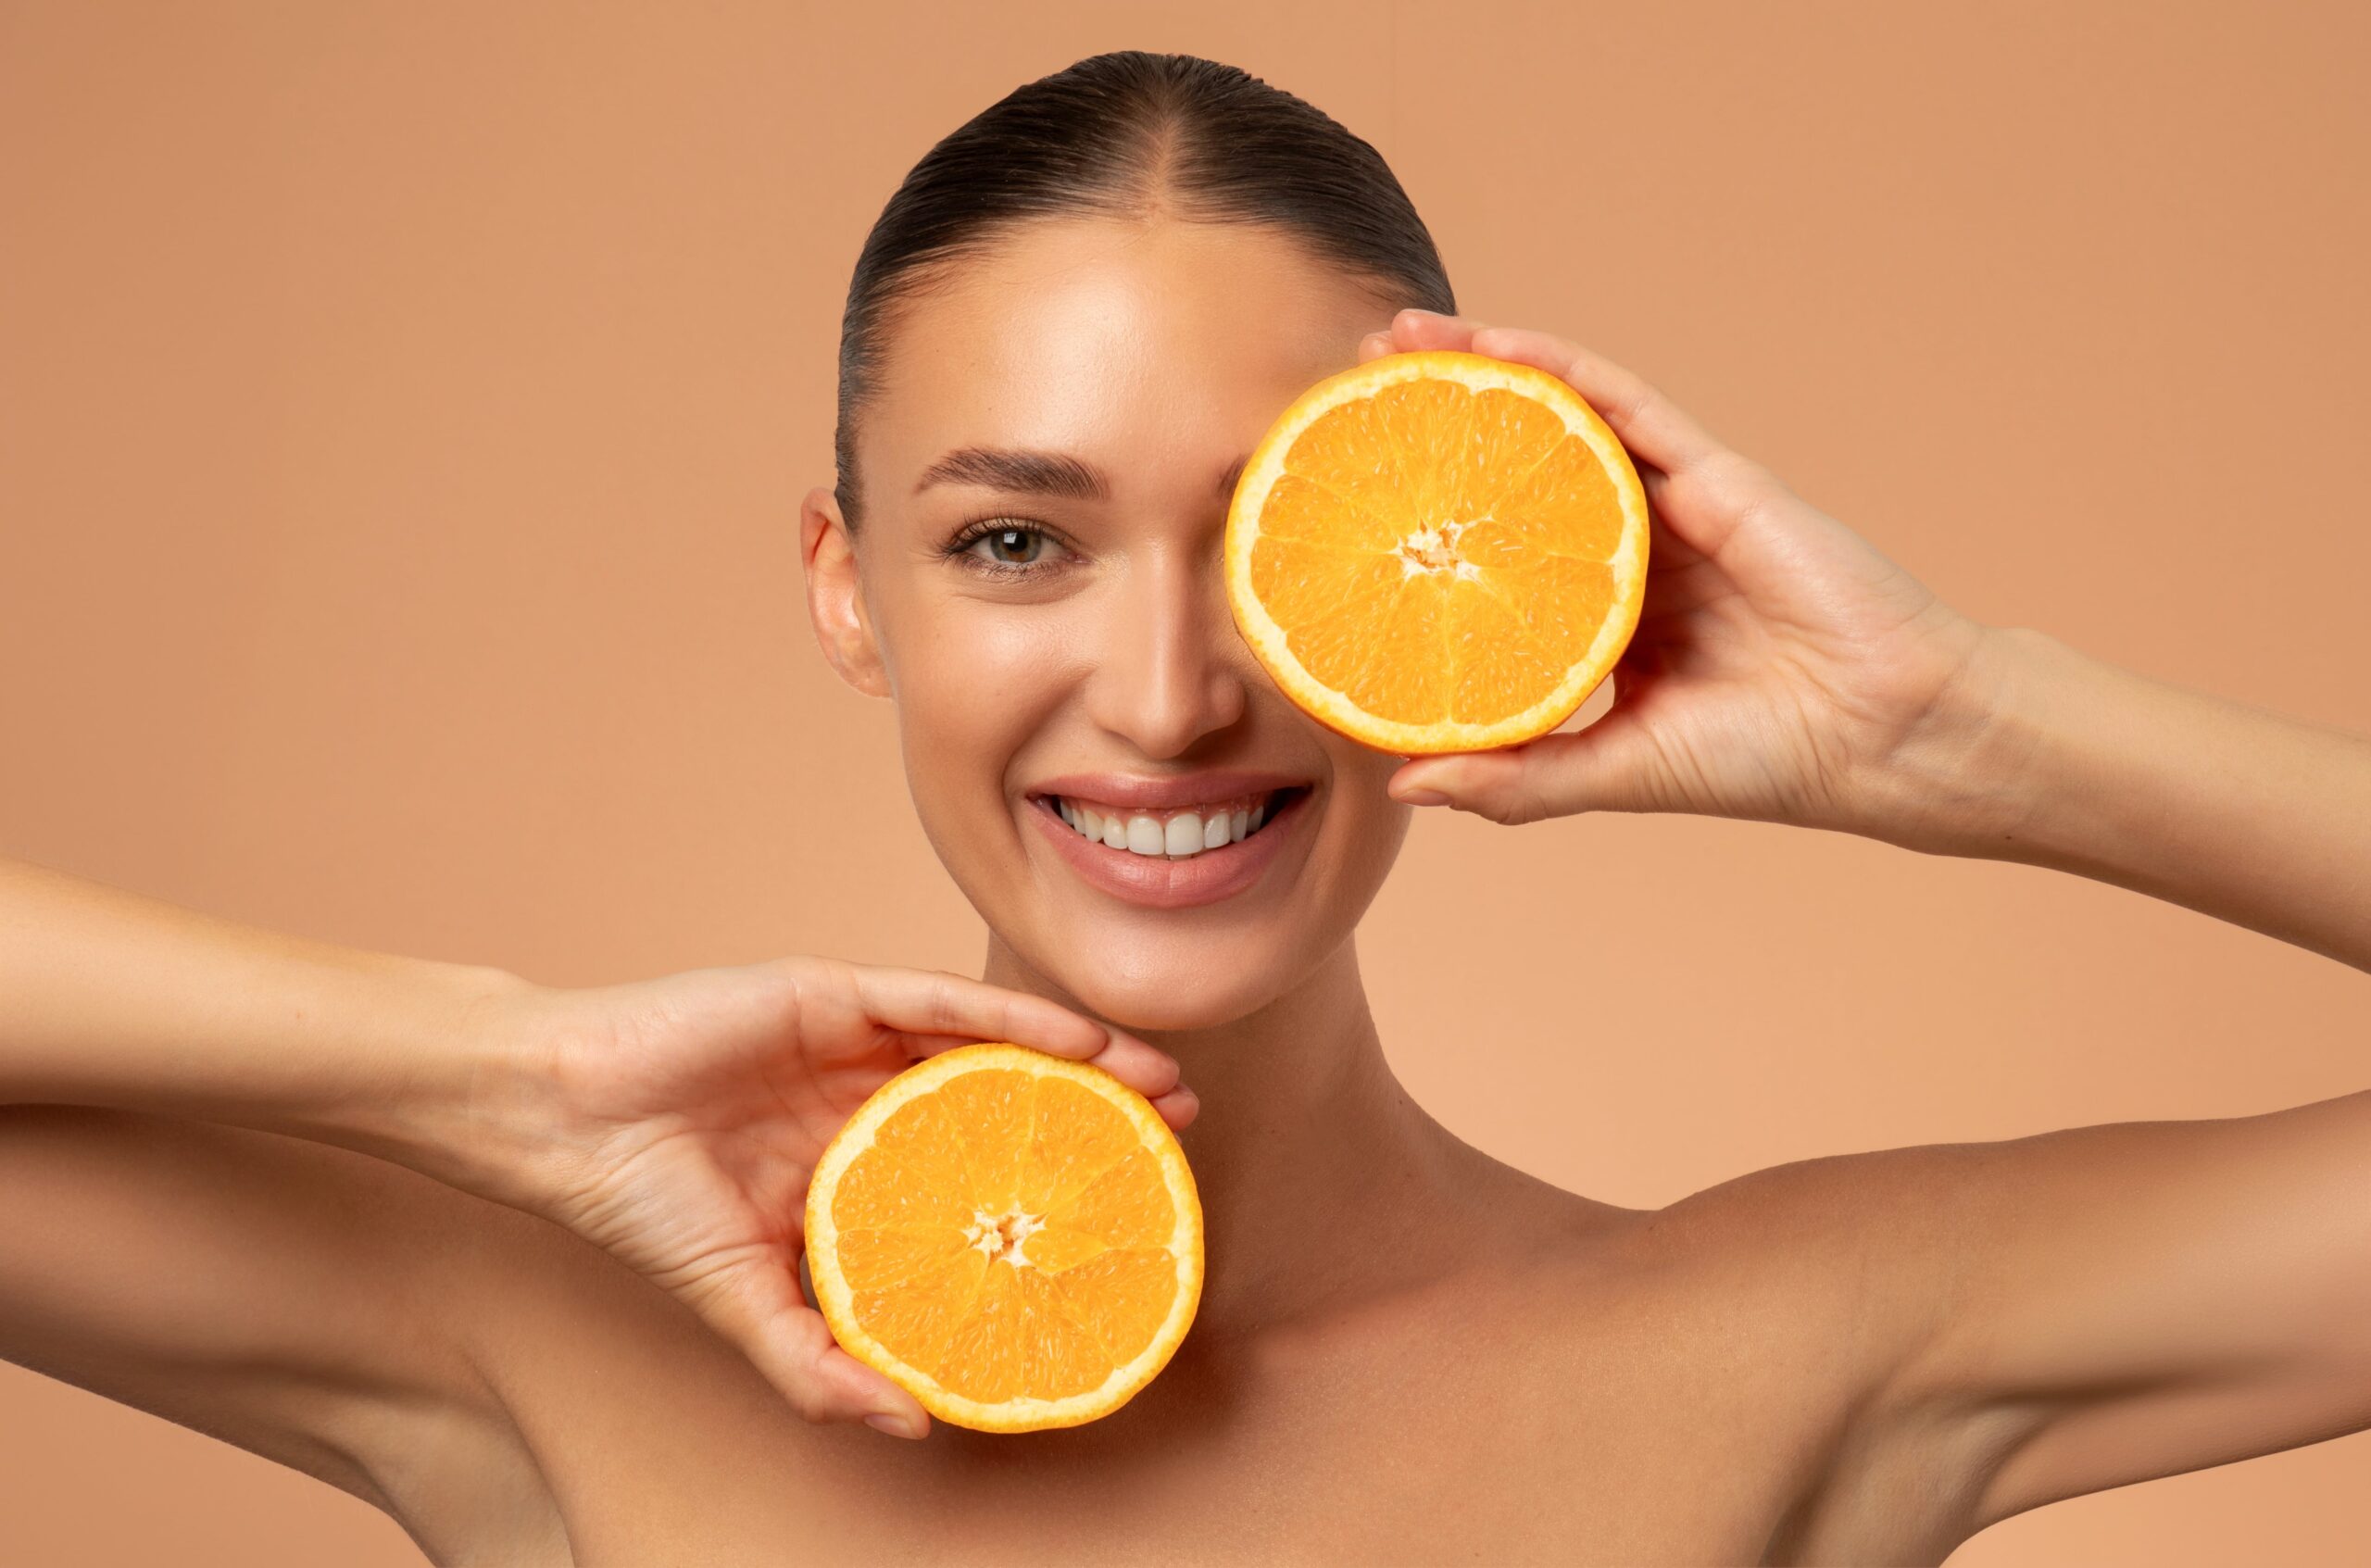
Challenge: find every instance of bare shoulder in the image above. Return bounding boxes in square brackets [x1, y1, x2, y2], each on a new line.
[1521, 1098, 2371, 1560]
[1514, 1139, 2038, 1559]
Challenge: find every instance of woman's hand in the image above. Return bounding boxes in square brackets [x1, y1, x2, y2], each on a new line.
[457, 959, 1193, 1442]
[1368, 309, 2017, 848]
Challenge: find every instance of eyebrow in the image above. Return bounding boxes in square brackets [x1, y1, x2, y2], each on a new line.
[913, 445, 1249, 502]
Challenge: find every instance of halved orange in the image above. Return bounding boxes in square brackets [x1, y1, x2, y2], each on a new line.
[803, 1042, 1203, 1433]
[1225, 348, 1650, 754]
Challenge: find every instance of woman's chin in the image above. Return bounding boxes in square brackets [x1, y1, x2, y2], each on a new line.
[1049, 960, 1287, 1035]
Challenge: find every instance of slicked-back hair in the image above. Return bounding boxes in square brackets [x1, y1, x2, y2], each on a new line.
[832, 49, 1458, 531]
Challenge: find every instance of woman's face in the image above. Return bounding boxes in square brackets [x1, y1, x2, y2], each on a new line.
[802, 215, 1411, 1031]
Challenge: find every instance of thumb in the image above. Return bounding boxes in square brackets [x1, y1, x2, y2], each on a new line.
[1387, 706, 1666, 824]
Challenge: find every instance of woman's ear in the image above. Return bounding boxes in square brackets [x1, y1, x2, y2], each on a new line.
[799, 485, 892, 698]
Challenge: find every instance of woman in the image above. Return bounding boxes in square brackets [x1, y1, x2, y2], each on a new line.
[5, 48, 2366, 1565]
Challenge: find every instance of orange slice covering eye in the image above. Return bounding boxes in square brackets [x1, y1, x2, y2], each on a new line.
[1225, 348, 1650, 754]
[804, 1042, 1203, 1433]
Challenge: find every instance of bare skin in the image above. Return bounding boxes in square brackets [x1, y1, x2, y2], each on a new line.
[4, 215, 2368, 1565]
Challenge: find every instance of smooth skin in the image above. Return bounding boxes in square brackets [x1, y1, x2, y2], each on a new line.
[3, 213, 2368, 1564]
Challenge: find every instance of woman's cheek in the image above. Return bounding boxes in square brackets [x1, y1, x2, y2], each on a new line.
[1316, 745, 1414, 905]
[895, 597, 1067, 820]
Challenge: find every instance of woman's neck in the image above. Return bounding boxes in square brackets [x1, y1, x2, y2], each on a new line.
[979, 931, 1494, 1343]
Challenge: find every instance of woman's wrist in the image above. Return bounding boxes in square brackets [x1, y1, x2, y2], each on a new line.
[1846, 621, 2062, 859]
[1845, 625, 2371, 971]
[295, 952, 552, 1201]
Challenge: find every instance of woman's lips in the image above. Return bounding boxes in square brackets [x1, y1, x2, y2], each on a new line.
[1027, 788, 1308, 909]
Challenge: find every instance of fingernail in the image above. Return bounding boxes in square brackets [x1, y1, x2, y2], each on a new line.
[866, 1412, 923, 1439]
[1393, 788, 1450, 807]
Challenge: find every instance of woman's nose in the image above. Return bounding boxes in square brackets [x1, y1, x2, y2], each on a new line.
[1083, 551, 1248, 759]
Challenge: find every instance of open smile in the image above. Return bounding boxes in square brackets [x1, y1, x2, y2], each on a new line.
[1022, 784, 1313, 909]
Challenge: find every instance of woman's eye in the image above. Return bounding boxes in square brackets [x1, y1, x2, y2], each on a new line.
[962, 524, 1057, 567]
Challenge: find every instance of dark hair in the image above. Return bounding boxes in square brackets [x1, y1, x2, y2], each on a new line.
[832, 49, 1458, 530]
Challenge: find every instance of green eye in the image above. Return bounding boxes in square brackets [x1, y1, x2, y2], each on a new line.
[970, 526, 1046, 564]
[949, 521, 1072, 573]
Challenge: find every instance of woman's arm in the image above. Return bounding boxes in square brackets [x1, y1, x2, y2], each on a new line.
[0, 854, 512, 1177]
[1869, 621, 2371, 972]
[1359, 309, 2371, 1539]
[1833, 624, 2371, 1536]
[0, 852, 1193, 1458]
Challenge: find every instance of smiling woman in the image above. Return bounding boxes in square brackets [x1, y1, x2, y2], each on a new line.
[6, 44, 2371, 1568]
[791, 54, 1466, 1036]
[800, 205, 1434, 1033]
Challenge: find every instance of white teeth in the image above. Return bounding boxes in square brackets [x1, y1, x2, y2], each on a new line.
[1052, 792, 1286, 859]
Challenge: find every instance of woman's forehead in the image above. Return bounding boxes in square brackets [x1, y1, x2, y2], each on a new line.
[867, 218, 1386, 491]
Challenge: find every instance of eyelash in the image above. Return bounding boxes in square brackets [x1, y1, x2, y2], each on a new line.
[940, 514, 1074, 577]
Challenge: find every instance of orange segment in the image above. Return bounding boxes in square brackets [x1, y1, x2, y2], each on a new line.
[804, 1043, 1203, 1433]
[835, 1224, 976, 1290]
[825, 1090, 977, 1231]
[1016, 1224, 1114, 1273]
[1224, 348, 1650, 754]
[1013, 1267, 1121, 1397]
[1048, 1247, 1181, 1366]
[1045, 1144, 1178, 1250]
[852, 1248, 985, 1374]
[1494, 433, 1630, 559]
[934, 1065, 1034, 1210]
[1018, 1075, 1145, 1213]
[1256, 470, 1402, 554]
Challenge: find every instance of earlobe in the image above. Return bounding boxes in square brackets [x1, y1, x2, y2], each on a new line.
[798, 485, 893, 699]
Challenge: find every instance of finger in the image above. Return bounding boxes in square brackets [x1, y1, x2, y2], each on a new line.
[1075, 1025, 1186, 1100]
[847, 965, 1113, 1059]
[1358, 329, 1394, 362]
[887, 1021, 1187, 1119]
[857, 966, 1186, 1103]
[1149, 1084, 1199, 1132]
[1386, 698, 1668, 822]
[697, 1257, 932, 1438]
[1467, 326, 1729, 490]
[902, 1021, 1186, 1104]
[1393, 307, 1487, 352]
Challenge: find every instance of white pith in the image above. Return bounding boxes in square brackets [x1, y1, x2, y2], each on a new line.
[967, 1207, 1048, 1266]
[1396, 518, 1485, 580]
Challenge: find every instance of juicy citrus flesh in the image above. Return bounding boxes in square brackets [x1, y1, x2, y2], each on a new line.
[1225, 348, 1650, 755]
[804, 1043, 1204, 1433]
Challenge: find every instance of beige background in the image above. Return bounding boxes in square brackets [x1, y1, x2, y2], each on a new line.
[3, 1, 2365, 1562]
